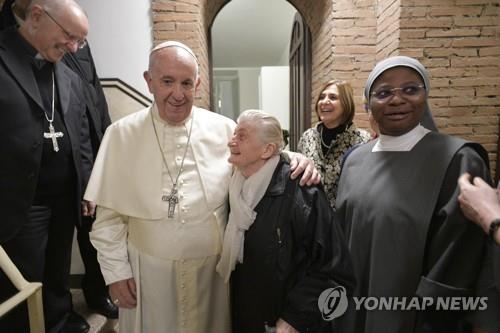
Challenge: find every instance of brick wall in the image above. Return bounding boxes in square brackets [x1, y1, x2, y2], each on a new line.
[377, 0, 401, 59]
[286, 0, 378, 126]
[399, 0, 500, 172]
[152, 0, 215, 108]
[329, 0, 378, 127]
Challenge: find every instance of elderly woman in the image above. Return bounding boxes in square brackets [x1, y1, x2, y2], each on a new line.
[217, 110, 355, 333]
[298, 80, 370, 209]
[335, 56, 492, 332]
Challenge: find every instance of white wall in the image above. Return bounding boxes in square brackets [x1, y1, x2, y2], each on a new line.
[237, 68, 260, 112]
[78, 0, 153, 97]
[277, 41, 290, 66]
[260, 66, 290, 130]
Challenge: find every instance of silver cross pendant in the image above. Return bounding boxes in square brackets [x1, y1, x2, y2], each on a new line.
[162, 187, 179, 218]
[43, 122, 64, 152]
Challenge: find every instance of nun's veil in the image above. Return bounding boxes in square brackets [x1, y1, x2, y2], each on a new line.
[364, 56, 438, 132]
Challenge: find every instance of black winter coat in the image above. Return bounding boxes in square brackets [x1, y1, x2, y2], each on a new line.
[231, 155, 356, 333]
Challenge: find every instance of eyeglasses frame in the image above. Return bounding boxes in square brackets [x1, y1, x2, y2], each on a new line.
[42, 8, 87, 49]
[370, 84, 426, 102]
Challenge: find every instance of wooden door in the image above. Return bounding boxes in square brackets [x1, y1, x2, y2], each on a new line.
[289, 12, 312, 151]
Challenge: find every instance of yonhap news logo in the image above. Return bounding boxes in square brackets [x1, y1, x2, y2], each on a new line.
[318, 286, 349, 320]
[318, 286, 489, 321]
[352, 296, 488, 311]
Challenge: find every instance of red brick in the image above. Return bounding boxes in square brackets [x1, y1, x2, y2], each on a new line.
[333, 9, 376, 19]
[429, 98, 450, 108]
[430, 6, 482, 17]
[454, 17, 498, 27]
[420, 58, 451, 68]
[356, 18, 377, 27]
[456, 0, 495, 4]
[477, 67, 500, 77]
[400, 29, 426, 39]
[441, 127, 474, 135]
[450, 97, 500, 107]
[430, 88, 475, 97]
[152, 2, 175, 11]
[483, 5, 500, 16]
[452, 38, 500, 47]
[401, 7, 428, 17]
[154, 13, 198, 23]
[475, 126, 499, 135]
[176, 3, 198, 13]
[400, 17, 453, 28]
[426, 28, 480, 38]
[401, 49, 424, 58]
[154, 22, 175, 31]
[477, 87, 500, 97]
[480, 47, 500, 56]
[448, 116, 497, 125]
[451, 56, 499, 67]
[428, 67, 469, 78]
[451, 77, 500, 87]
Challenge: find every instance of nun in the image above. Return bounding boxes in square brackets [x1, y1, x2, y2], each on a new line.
[335, 56, 492, 332]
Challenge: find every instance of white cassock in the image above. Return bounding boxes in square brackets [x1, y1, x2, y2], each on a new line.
[84, 105, 235, 333]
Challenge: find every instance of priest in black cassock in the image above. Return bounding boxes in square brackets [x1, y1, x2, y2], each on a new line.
[0, 0, 93, 332]
[0, 0, 117, 320]
[335, 56, 496, 333]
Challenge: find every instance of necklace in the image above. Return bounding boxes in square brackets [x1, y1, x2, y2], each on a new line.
[42, 70, 64, 152]
[320, 125, 334, 150]
[151, 108, 194, 218]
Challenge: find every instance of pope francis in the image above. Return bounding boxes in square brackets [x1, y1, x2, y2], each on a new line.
[85, 41, 234, 332]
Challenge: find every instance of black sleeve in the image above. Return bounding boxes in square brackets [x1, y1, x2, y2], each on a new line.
[79, 98, 93, 194]
[281, 185, 356, 332]
[415, 146, 491, 332]
[85, 44, 111, 131]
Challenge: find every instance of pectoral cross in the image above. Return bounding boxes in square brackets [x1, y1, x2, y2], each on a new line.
[162, 187, 179, 218]
[43, 122, 64, 152]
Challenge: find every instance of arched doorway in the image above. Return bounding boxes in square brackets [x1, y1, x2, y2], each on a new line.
[209, 0, 312, 149]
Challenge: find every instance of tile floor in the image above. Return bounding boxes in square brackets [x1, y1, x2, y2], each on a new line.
[71, 289, 118, 333]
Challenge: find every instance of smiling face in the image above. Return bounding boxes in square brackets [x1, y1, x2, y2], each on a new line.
[368, 67, 426, 136]
[316, 84, 345, 128]
[144, 47, 200, 125]
[227, 120, 275, 177]
[23, 3, 88, 63]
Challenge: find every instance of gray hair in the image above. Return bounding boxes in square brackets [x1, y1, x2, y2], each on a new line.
[237, 109, 284, 154]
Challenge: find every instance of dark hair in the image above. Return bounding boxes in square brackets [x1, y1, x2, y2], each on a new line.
[315, 80, 355, 125]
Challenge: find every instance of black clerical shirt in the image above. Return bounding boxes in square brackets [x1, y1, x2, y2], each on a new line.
[16, 33, 76, 201]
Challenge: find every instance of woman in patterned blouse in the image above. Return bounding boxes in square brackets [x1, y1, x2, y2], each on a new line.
[298, 80, 370, 209]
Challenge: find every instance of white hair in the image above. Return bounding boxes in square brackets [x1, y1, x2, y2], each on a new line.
[237, 109, 284, 154]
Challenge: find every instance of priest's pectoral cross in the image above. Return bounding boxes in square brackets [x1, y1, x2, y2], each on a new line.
[162, 187, 179, 218]
[43, 123, 64, 152]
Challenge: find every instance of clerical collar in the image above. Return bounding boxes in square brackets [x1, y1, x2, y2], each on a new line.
[32, 53, 51, 70]
[372, 124, 430, 152]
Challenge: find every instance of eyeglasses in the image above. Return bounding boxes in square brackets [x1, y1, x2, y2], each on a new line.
[371, 84, 425, 102]
[43, 9, 87, 49]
